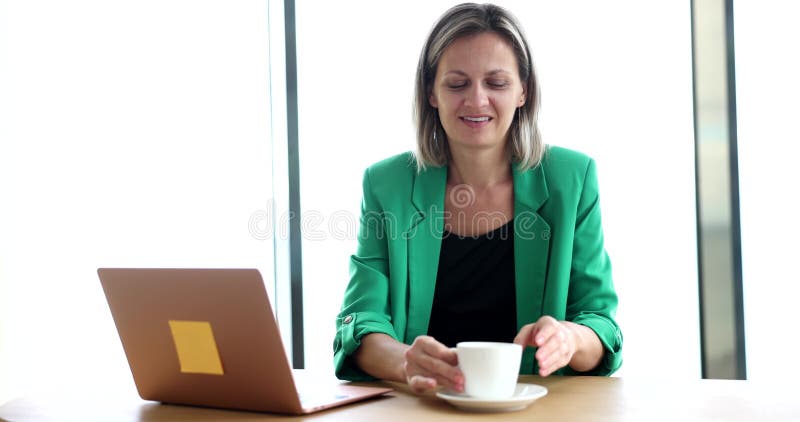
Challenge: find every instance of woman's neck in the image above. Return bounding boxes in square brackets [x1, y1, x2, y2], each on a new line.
[447, 146, 511, 188]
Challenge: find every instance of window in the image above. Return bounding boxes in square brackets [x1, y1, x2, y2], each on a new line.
[0, 0, 274, 401]
[734, 0, 800, 381]
[295, 1, 699, 378]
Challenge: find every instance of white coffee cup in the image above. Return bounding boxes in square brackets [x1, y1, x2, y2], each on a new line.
[456, 341, 522, 399]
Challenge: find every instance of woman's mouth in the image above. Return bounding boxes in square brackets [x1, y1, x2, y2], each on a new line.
[460, 115, 492, 128]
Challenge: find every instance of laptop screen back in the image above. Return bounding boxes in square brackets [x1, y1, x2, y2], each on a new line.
[98, 268, 304, 414]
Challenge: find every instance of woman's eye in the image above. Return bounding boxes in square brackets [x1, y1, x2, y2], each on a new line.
[447, 82, 467, 89]
[488, 80, 508, 88]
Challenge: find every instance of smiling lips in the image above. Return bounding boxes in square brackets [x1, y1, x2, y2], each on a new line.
[461, 115, 492, 129]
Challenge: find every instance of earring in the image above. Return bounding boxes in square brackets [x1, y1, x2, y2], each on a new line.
[433, 111, 440, 148]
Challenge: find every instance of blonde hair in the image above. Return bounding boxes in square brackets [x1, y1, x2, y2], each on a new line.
[413, 3, 543, 172]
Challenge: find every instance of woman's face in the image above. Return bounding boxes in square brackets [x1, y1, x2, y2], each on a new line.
[430, 32, 526, 155]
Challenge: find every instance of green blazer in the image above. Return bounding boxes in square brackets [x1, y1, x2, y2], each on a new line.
[334, 146, 622, 380]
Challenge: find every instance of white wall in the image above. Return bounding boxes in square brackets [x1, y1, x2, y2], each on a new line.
[0, 0, 274, 403]
[296, 0, 699, 379]
[735, 0, 800, 381]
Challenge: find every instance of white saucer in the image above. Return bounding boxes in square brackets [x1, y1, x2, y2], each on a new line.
[436, 383, 548, 412]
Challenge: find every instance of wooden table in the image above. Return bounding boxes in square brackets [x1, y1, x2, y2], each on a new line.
[1, 375, 797, 421]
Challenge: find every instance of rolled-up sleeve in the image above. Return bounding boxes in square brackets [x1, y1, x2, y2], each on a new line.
[333, 168, 399, 381]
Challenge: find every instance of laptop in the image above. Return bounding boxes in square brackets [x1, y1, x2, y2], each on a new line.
[98, 268, 392, 415]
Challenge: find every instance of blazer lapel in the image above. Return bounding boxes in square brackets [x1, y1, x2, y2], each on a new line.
[513, 163, 550, 371]
[405, 165, 447, 342]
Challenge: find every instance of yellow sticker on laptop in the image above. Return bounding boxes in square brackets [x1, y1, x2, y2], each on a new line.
[168, 320, 224, 375]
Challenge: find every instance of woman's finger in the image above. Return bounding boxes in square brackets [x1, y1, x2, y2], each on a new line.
[513, 323, 537, 346]
[535, 324, 575, 376]
[405, 336, 464, 392]
[535, 328, 567, 358]
[405, 359, 455, 384]
[407, 374, 437, 393]
[411, 337, 462, 383]
[531, 319, 559, 347]
[412, 351, 463, 387]
[538, 345, 567, 373]
[419, 337, 458, 365]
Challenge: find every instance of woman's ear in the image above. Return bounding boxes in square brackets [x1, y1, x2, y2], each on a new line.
[429, 92, 438, 108]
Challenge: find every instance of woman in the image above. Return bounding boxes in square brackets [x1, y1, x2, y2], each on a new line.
[334, 3, 622, 394]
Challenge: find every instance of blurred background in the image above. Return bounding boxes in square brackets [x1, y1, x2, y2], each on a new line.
[1, 0, 797, 405]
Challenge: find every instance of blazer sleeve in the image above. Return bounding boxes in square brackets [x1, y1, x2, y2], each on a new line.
[333, 167, 400, 381]
[563, 158, 623, 376]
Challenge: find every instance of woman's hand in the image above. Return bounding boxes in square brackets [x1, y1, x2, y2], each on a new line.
[403, 335, 464, 394]
[514, 315, 578, 377]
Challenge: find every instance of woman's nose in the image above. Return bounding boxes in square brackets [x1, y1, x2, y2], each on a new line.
[464, 84, 489, 107]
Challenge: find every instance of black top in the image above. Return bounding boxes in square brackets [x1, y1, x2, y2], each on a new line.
[426, 220, 517, 348]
